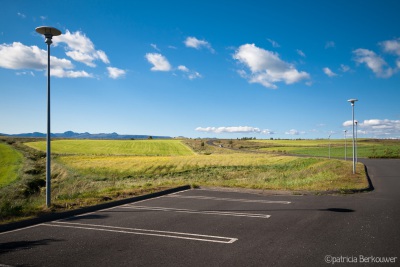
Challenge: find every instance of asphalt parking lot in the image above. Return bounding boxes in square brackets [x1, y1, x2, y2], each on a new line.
[1, 159, 400, 266]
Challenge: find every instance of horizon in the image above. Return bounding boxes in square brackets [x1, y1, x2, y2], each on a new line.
[1, 0, 400, 139]
[2, 130, 399, 140]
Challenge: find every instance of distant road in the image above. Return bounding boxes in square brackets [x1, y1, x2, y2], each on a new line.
[0, 159, 399, 266]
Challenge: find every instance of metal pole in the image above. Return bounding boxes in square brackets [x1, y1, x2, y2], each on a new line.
[46, 36, 52, 207]
[344, 130, 347, 161]
[355, 121, 358, 164]
[328, 134, 331, 159]
[36, 26, 61, 208]
[352, 103, 356, 174]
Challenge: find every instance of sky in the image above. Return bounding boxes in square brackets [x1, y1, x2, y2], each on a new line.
[1, 0, 400, 139]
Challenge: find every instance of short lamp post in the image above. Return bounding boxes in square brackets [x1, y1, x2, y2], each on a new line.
[328, 133, 332, 159]
[355, 121, 358, 163]
[35, 26, 62, 207]
[344, 130, 347, 161]
[347, 99, 358, 174]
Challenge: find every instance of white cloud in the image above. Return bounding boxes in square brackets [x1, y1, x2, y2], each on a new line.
[107, 67, 126, 79]
[233, 43, 310, 89]
[188, 71, 202, 80]
[145, 53, 171, 71]
[53, 30, 110, 67]
[323, 67, 337, 77]
[195, 126, 273, 134]
[184, 37, 214, 53]
[177, 65, 201, 80]
[343, 119, 400, 137]
[380, 38, 400, 56]
[296, 49, 306, 57]
[0, 42, 97, 78]
[16, 71, 35, 76]
[178, 65, 189, 72]
[267, 38, 280, 48]
[325, 41, 335, 49]
[340, 64, 350, 72]
[51, 68, 93, 78]
[285, 129, 300, 135]
[0, 42, 72, 70]
[151, 44, 161, 51]
[17, 12, 26, 18]
[353, 48, 394, 78]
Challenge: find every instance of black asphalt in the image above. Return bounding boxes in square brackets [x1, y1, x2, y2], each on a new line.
[0, 159, 399, 266]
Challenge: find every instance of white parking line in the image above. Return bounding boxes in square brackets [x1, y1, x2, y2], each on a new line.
[43, 221, 237, 244]
[166, 195, 291, 204]
[121, 205, 271, 218]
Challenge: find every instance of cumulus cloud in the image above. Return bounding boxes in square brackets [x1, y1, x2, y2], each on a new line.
[145, 53, 172, 71]
[380, 38, 400, 56]
[53, 30, 110, 67]
[177, 65, 201, 80]
[0, 42, 94, 78]
[343, 119, 400, 137]
[233, 43, 310, 89]
[51, 68, 93, 78]
[195, 126, 274, 134]
[184, 37, 214, 53]
[188, 71, 202, 80]
[323, 67, 337, 77]
[178, 65, 189, 72]
[107, 67, 126, 79]
[353, 48, 394, 78]
[285, 129, 301, 135]
[0, 29, 124, 79]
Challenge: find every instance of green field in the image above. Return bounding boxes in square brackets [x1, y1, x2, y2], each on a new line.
[0, 142, 24, 188]
[25, 139, 194, 156]
[247, 139, 400, 158]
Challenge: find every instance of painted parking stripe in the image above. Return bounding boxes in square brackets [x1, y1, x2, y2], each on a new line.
[43, 222, 237, 244]
[166, 195, 291, 204]
[121, 205, 271, 218]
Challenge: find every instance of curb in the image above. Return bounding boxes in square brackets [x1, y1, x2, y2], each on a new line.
[0, 185, 191, 233]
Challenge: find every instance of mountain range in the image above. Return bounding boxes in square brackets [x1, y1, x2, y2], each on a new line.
[0, 131, 171, 139]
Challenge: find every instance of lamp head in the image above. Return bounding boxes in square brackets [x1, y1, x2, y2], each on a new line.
[347, 98, 358, 106]
[35, 26, 62, 45]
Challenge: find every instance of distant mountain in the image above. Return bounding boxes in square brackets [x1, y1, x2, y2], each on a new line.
[0, 131, 172, 140]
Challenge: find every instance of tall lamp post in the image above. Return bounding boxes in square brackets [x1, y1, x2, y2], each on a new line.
[35, 26, 62, 207]
[347, 99, 358, 174]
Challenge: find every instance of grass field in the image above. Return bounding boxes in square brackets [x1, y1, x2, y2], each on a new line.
[244, 139, 400, 158]
[1, 137, 370, 223]
[0, 142, 24, 188]
[25, 139, 194, 156]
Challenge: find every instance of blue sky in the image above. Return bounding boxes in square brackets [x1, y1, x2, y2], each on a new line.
[1, 0, 400, 139]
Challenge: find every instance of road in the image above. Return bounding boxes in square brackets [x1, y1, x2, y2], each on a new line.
[0, 159, 399, 266]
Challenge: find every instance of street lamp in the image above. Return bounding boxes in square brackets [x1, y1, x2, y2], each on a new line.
[347, 99, 358, 174]
[355, 120, 358, 163]
[328, 133, 332, 159]
[344, 130, 347, 161]
[35, 26, 62, 207]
